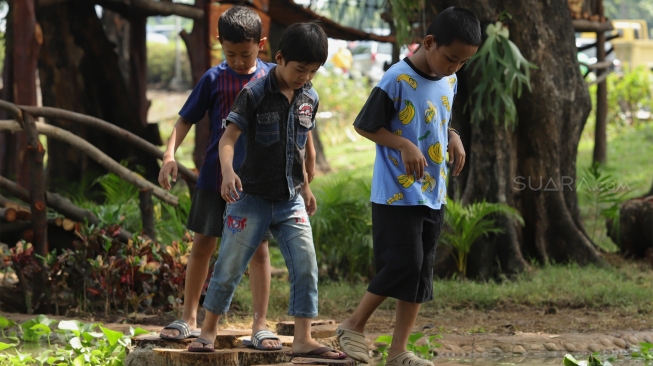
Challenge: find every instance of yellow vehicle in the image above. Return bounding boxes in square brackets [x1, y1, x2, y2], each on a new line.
[609, 20, 653, 70]
[579, 19, 653, 70]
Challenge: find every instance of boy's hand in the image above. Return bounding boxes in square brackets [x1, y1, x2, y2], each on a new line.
[447, 132, 466, 176]
[158, 155, 178, 190]
[306, 158, 316, 183]
[399, 141, 428, 179]
[221, 170, 242, 203]
[301, 185, 317, 215]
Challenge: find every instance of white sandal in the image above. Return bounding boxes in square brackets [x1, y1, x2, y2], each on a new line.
[336, 326, 369, 363]
[385, 351, 434, 366]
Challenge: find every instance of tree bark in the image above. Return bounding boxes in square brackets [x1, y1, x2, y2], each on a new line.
[433, 0, 604, 279]
[607, 197, 653, 258]
[36, 0, 159, 192]
[179, 0, 209, 173]
[592, 31, 607, 165]
[138, 188, 155, 239]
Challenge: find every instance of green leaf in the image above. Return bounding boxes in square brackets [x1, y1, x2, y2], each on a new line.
[0, 342, 15, 351]
[375, 335, 393, 344]
[407, 332, 424, 344]
[130, 327, 150, 337]
[101, 326, 124, 347]
[58, 320, 81, 332]
[30, 323, 51, 337]
[70, 337, 83, 350]
[73, 354, 85, 366]
[564, 354, 581, 366]
[0, 316, 16, 329]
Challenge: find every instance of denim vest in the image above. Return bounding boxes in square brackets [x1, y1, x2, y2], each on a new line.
[226, 67, 319, 201]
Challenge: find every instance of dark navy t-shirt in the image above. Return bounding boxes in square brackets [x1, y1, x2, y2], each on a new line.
[179, 59, 275, 191]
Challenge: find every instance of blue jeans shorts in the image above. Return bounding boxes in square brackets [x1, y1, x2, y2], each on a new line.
[202, 193, 318, 318]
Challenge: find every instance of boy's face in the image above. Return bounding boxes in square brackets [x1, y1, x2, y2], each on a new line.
[275, 52, 321, 89]
[423, 36, 478, 78]
[220, 38, 267, 75]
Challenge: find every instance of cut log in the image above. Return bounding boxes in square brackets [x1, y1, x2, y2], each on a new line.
[276, 320, 336, 336]
[0, 207, 18, 222]
[54, 217, 63, 227]
[61, 218, 76, 231]
[132, 329, 251, 350]
[237, 347, 291, 366]
[16, 210, 31, 221]
[125, 348, 239, 366]
[290, 358, 356, 365]
[607, 196, 653, 258]
[0, 194, 30, 212]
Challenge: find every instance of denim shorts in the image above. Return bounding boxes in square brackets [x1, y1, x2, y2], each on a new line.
[202, 193, 318, 318]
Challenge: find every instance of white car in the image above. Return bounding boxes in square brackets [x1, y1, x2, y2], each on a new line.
[350, 41, 394, 84]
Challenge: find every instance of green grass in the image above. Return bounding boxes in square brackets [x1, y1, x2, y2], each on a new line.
[232, 258, 653, 316]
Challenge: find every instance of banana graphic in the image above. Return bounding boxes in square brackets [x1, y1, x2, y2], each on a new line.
[440, 118, 447, 127]
[398, 100, 415, 125]
[440, 167, 447, 180]
[441, 96, 450, 112]
[397, 174, 415, 188]
[387, 192, 404, 204]
[421, 172, 436, 193]
[424, 100, 437, 123]
[387, 155, 399, 167]
[428, 142, 444, 164]
[418, 130, 431, 141]
[448, 77, 457, 90]
[393, 129, 403, 136]
[396, 74, 418, 89]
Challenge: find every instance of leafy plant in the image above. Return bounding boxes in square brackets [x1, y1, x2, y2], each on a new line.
[310, 176, 373, 281]
[563, 353, 613, 366]
[578, 163, 629, 247]
[465, 18, 537, 130]
[374, 332, 442, 365]
[387, 0, 421, 45]
[0, 316, 150, 366]
[440, 199, 524, 278]
[632, 341, 653, 360]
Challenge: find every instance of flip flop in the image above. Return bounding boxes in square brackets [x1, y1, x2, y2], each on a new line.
[242, 329, 283, 350]
[288, 346, 348, 360]
[187, 337, 215, 352]
[159, 319, 200, 340]
[336, 327, 369, 363]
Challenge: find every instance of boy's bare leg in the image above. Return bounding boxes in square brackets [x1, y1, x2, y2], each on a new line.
[248, 240, 281, 349]
[387, 300, 420, 360]
[292, 317, 344, 357]
[190, 311, 222, 350]
[160, 233, 216, 338]
[338, 291, 387, 333]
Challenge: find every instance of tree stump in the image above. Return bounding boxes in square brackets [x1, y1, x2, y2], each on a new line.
[276, 320, 336, 336]
[132, 329, 250, 350]
[607, 196, 653, 258]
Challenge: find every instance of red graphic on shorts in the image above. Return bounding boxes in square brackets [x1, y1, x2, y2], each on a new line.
[227, 215, 247, 234]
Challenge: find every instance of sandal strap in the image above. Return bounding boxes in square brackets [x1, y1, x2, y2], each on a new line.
[162, 320, 190, 337]
[251, 330, 280, 348]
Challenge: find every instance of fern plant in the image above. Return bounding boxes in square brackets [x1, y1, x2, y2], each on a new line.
[465, 19, 537, 130]
[440, 199, 524, 278]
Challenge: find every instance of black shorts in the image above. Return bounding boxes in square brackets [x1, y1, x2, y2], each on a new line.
[187, 188, 273, 240]
[367, 203, 444, 303]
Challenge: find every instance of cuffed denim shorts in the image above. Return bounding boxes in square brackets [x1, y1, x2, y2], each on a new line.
[202, 193, 318, 318]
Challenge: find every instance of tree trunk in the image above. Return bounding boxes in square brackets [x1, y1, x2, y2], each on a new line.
[36, 1, 159, 193]
[179, 0, 209, 172]
[434, 0, 604, 279]
[607, 197, 653, 258]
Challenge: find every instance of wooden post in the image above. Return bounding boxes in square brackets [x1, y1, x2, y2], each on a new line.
[139, 188, 156, 239]
[593, 30, 607, 165]
[12, 0, 42, 186]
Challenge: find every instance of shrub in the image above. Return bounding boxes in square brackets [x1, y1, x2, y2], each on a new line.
[310, 175, 374, 281]
[147, 41, 192, 87]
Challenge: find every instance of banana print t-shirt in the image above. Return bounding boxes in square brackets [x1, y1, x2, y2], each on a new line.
[353, 58, 457, 209]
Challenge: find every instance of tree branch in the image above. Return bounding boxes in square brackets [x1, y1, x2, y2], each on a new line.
[95, 0, 204, 19]
[19, 105, 198, 183]
[0, 120, 178, 206]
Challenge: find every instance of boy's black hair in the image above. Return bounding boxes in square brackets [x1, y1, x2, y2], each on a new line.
[218, 5, 262, 43]
[426, 7, 481, 47]
[277, 22, 328, 65]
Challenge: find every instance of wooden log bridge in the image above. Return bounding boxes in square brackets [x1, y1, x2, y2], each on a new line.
[126, 320, 358, 366]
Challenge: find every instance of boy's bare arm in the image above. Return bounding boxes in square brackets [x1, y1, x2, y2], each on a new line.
[219, 123, 243, 203]
[159, 117, 194, 190]
[305, 131, 316, 183]
[300, 159, 317, 215]
[355, 126, 427, 179]
[447, 131, 466, 176]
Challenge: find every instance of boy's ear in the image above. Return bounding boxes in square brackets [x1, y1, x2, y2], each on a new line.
[217, 35, 221, 43]
[424, 35, 437, 50]
[258, 37, 268, 50]
[275, 50, 284, 65]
